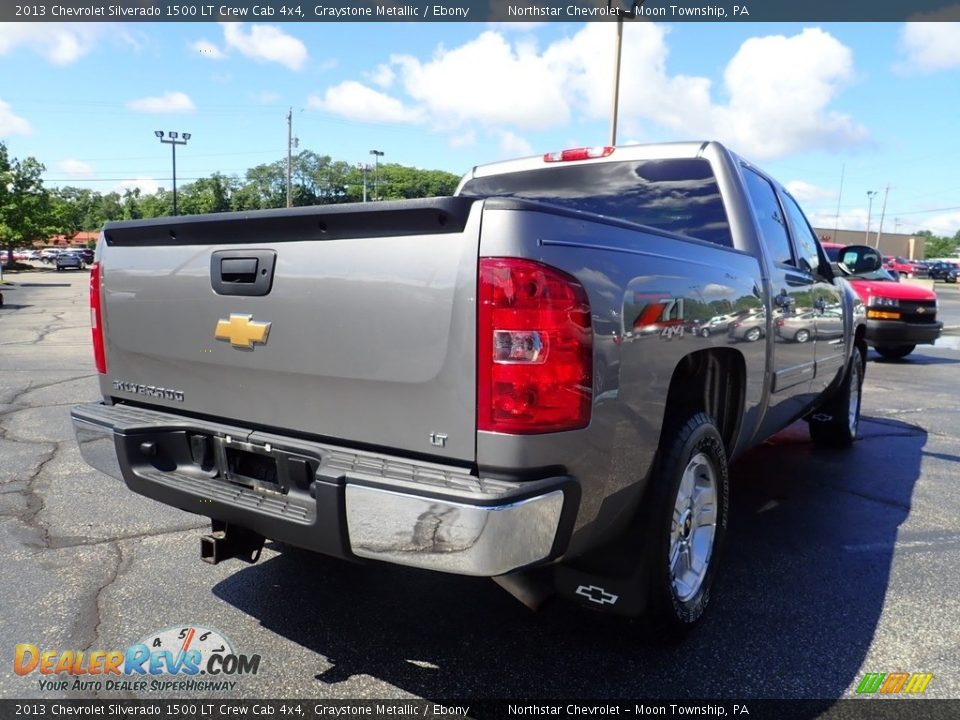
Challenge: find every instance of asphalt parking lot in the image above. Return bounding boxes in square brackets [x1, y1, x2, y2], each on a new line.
[2, 268, 959, 705]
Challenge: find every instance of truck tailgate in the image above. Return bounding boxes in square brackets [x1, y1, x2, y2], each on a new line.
[98, 199, 480, 462]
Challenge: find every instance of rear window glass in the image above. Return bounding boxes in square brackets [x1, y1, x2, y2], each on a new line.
[459, 158, 733, 248]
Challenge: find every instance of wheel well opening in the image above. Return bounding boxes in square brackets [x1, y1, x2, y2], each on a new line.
[661, 350, 745, 455]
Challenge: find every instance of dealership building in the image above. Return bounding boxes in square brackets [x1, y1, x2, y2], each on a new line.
[814, 228, 927, 260]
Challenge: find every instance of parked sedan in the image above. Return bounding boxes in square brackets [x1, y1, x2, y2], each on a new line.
[55, 252, 86, 271]
[728, 312, 766, 342]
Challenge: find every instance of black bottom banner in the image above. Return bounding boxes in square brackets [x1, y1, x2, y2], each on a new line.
[1, 699, 958, 720]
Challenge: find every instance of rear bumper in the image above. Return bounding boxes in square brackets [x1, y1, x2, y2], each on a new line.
[71, 402, 573, 577]
[865, 319, 942, 346]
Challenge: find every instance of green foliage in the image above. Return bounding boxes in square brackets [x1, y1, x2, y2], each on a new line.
[3, 144, 462, 251]
[920, 230, 960, 259]
[0, 142, 60, 263]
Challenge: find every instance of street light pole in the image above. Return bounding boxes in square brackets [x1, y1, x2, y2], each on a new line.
[865, 190, 877, 245]
[155, 130, 190, 216]
[607, 2, 636, 146]
[369, 149, 384, 201]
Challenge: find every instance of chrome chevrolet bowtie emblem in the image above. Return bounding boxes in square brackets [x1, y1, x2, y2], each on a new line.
[575, 584, 619, 606]
[916, 307, 926, 314]
[215, 314, 271, 349]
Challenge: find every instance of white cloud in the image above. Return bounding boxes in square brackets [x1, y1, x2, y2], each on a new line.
[367, 63, 395, 88]
[310, 25, 865, 161]
[391, 31, 570, 129]
[786, 181, 835, 204]
[920, 211, 960, 238]
[115, 178, 160, 195]
[222, 23, 307, 71]
[496, 130, 533, 158]
[126, 92, 196, 113]
[556, 24, 865, 160]
[192, 39, 226, 60]
[0, 23, 105, 65]
[896, 22, 960, 73]
[449, 130, 477, 148]
[56, 159, 94, 178]
[307, 82, 423, 123]
[0, 99, 31, 137]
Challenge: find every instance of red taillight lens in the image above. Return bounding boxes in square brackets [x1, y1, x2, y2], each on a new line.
[478, 258, 592, 434]
[543, 146, 615, 163]
[90, 262, 106, 374]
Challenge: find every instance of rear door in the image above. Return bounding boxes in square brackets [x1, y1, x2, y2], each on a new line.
[99, 199, 481, 462]
[741, 167, 817, 424]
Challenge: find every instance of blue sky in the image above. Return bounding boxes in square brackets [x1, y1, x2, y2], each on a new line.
[1, 20, 959, 236]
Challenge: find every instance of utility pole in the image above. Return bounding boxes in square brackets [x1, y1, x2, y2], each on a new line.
[286, 108, 299, 208]
[874, 184, 890, 251]
[832, 163, 845, 243]
[865, 190, 877, 245]
[358, 163, 368, 202]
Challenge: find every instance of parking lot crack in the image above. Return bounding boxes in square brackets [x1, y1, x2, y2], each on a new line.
[49, 522, 208, 549]
[81, 542, 126, 657]
[16, 442, 59, 548]
[0, 374, 98, 406]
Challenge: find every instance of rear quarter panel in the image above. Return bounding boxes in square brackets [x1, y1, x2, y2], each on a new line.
[476, 203, 766, 556]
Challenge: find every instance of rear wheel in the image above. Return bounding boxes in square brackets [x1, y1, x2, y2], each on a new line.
[875, 344, 915, 360]
[643, 413, 728, 638]
[808, 346, 864, 448]
[794, 328, 811, 343]
[745, 327, 762, 342]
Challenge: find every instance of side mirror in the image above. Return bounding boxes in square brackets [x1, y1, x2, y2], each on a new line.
[837, 245, 882, 275]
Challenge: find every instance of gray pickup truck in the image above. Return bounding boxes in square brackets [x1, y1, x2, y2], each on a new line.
[72, 141, 872, 635]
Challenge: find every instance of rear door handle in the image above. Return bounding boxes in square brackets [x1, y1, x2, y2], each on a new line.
[220, 258, 258, 283]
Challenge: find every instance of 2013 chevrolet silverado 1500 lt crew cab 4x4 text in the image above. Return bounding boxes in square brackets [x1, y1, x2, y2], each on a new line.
[72, 142, 872, 636]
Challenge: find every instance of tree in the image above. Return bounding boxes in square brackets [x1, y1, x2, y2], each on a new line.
[177, 173, 234, 215]
[0, 143, 57, 264]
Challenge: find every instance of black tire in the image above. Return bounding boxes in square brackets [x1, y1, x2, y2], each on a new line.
[808, 345, 864, 448]
[745, 327, 762, 342]
[794, 328, 811, 343]
[642, 413, 729, 638]
[700, 328, 710, 338]
[875, 344, 915, 360]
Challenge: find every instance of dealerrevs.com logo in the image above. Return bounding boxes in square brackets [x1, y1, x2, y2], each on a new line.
[14, 626, 260, 693]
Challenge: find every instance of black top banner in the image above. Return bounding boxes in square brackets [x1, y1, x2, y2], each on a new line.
[3, 0, 960, 23]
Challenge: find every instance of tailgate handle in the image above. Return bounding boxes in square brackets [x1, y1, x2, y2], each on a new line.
[211, 249, 276, 297]
[221, 258, 258, 283]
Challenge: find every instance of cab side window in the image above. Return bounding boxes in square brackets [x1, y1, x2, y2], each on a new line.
[742, 167, 794, 266]
[781, 194, 822, 276]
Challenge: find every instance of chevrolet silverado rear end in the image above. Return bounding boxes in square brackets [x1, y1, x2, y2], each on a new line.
[73, 141, 867, 635]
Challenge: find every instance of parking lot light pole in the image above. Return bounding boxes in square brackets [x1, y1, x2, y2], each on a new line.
[369, 149, 384, 201]
[155, 130, 191, 216]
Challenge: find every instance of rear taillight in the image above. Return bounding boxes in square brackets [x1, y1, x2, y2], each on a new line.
[478, 258, 592, 434]
[90, 262, 106, 374]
